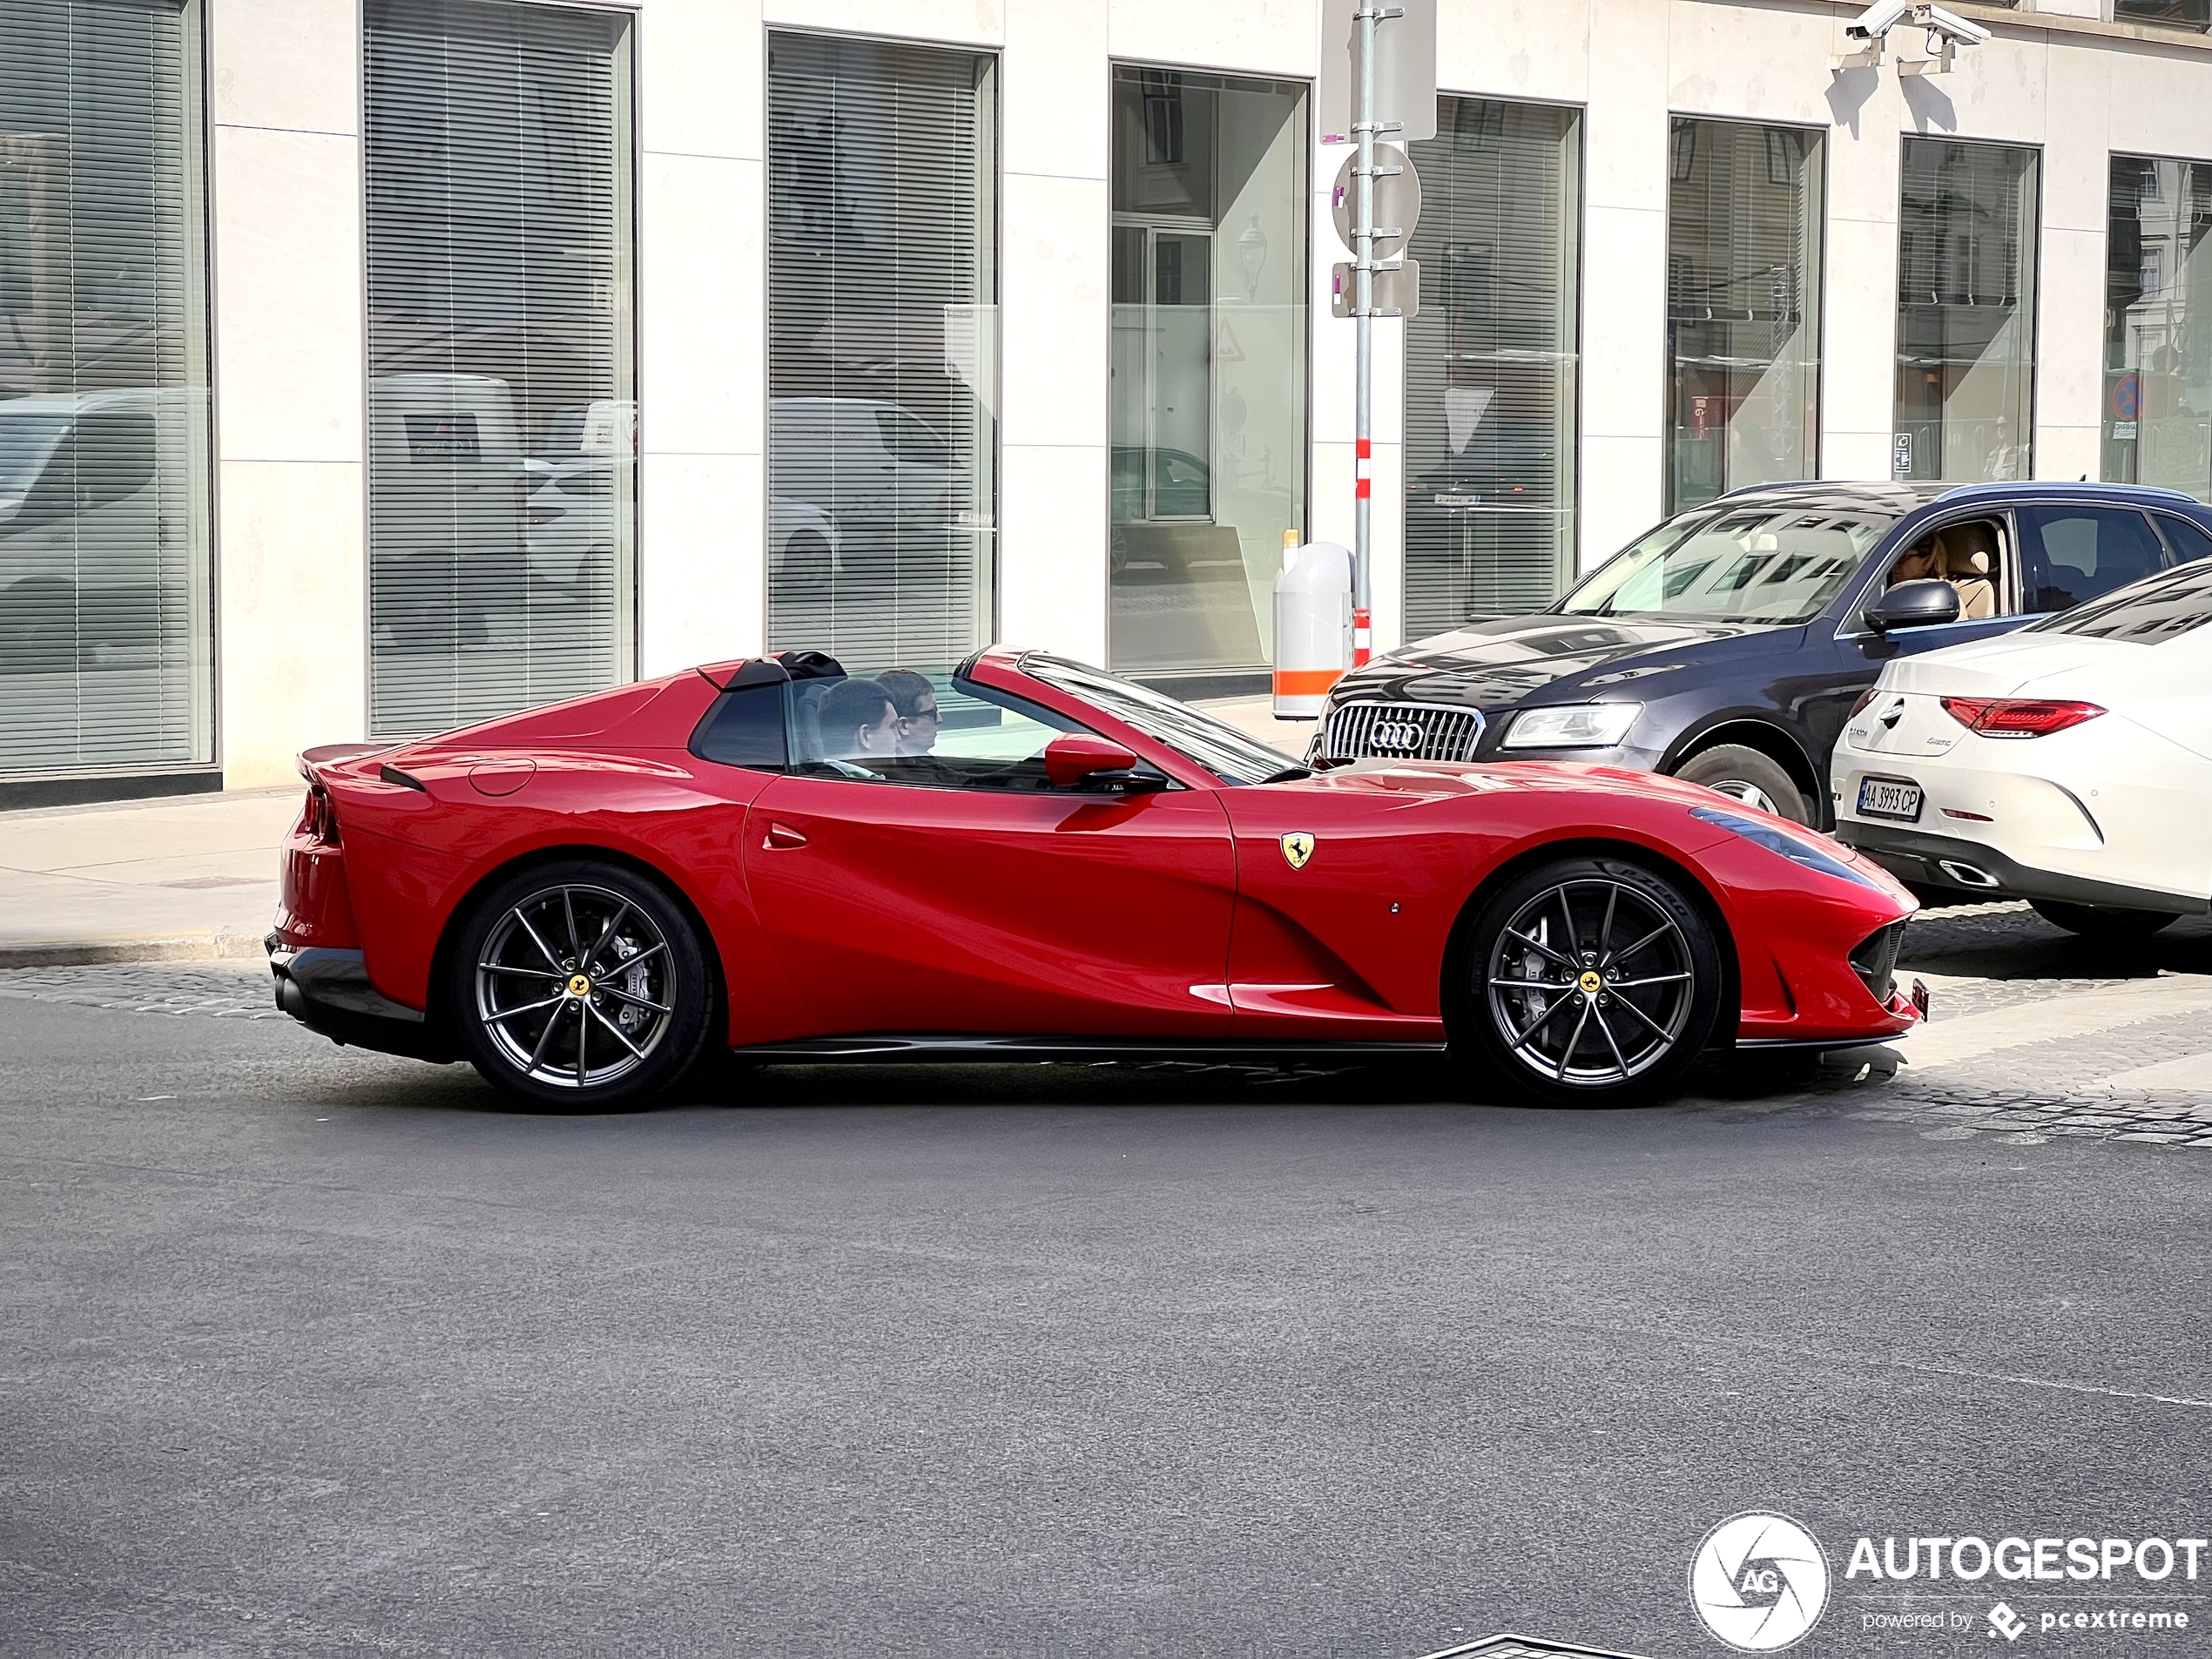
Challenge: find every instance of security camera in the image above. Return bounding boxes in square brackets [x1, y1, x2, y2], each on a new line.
[1845, 0, 1915, 40]
[1917, 3, 1992, 46]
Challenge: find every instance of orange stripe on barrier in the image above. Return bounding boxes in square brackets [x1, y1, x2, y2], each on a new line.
[1273, 668, 1344, 695]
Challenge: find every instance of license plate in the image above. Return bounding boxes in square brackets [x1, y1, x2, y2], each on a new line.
[1858, 776, 1923, 822]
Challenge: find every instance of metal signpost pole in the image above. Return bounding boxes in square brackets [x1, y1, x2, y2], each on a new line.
[1352, 3, 1377, 668]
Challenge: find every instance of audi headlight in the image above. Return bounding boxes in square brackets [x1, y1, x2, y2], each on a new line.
[1689, 805, 1885, 891]
[1501, 701, 1642, 749]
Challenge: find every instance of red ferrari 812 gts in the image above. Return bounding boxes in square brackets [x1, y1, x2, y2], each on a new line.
[268, 648, 1920, 1109]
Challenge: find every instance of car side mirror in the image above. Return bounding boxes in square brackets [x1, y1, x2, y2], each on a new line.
[1863, 577, 1960, 634]
[1043, 732, 1145, 790]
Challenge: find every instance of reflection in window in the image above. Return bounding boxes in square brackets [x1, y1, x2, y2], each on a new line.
[2034, 558, 2212, 642]
[1560, 504, 1898, 624]
[0, 0, 211, 779]
[1110, 66, 1306, 678]
[364, 0, 637, 738]
[2104, 154, 2212, 500]
[1403, 98, 1581, 632]
[1894, 138, 2039, 483]
[766, 35, 998, 670]
[1666, 118, 1822, 513]
[2114, 0, 2210, 30]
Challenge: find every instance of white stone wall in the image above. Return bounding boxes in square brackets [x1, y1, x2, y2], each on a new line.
[199, 0, 2212, 788]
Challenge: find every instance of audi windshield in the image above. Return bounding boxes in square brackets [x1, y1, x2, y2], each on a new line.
[1560, 502, 1901, 625]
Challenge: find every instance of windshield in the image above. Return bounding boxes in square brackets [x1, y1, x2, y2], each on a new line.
[1019, 654, 1301, 786]
[2027, 561, 2212, 644]
[0, 412, 67, 496]
[1560, 502, 1900, 624]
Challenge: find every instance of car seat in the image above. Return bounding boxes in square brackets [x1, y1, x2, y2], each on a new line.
[1937, 524, 1999, 621]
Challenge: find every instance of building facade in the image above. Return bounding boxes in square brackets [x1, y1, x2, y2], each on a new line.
[3, 0, 2212, 799]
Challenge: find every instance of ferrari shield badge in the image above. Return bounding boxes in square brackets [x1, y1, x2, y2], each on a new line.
[1279, 832, 1317, 870]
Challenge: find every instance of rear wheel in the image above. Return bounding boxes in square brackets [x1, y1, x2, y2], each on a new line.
[1671, 744, 1811, 825]
[450, 859, 714, 1110]
[2029, 899, 2180, 941]
[1451, 856, 1725, 1107]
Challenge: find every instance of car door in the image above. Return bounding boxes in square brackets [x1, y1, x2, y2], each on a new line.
[742, 673, 1237, 1039]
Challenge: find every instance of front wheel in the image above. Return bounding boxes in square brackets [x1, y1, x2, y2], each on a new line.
[2029, 899, 2180, 941]
[1450, 856, 1725, 1107]
[1671, 744, 1811, 825]
[450, 859, 716, 1110]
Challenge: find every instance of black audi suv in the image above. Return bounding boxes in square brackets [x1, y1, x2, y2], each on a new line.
[1316, 481, 2212, 826]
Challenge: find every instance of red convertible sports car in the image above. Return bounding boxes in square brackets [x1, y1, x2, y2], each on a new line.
[268, 648, 1921, 1109]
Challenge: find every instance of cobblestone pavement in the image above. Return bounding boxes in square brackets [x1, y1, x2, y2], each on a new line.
[0, 958, 282, 1019]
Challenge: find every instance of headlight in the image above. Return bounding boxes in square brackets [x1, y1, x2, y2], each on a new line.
[1501, 701, 1642, 749]
[1689, 805, 1885, 891]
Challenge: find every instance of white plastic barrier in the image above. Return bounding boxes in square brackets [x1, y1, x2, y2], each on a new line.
[1272, 539, 1352, 720]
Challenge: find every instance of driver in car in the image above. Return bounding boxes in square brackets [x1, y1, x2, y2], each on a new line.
[876, 668, 965, 786]
[817, 678, 900, 765]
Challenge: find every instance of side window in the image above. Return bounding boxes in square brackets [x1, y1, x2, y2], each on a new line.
[788, 671, 1163, 793]
[2020, 506, 2167, 614]
[690, 681, 788, 772]
[2154, 515, 2212, 568]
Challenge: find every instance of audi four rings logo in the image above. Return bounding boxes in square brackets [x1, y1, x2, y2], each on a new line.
[1372, 720, 1426, 750]
[1689, 1512, 1831, 1650]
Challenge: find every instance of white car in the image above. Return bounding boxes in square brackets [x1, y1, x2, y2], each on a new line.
[1831, 560, 2212, 938]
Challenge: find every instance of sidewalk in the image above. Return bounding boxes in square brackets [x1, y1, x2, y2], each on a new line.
[0, 787, 299, 966]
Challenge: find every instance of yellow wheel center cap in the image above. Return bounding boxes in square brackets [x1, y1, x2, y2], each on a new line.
[567, 973, 592, 997]
[1577, 970, 1604, 995]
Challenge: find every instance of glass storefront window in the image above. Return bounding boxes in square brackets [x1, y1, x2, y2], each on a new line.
[1110, 66, 1306, 678]
[1666, 118, 1822, 513]
[1403, 98, 1581, 631]
[2103, 154, 2212, 499]
[1894, 138, 2039, 483]
[364, 0, 637, 738]
[765, 34, 998, 669]
[0, 0, 212, 780]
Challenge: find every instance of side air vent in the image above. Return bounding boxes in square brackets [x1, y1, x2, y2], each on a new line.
[1848, 920, 1907, 1005]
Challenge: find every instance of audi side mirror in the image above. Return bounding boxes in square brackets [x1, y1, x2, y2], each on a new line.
[1863, 577, 1960, 634]
[1043, 732, 1145, 790]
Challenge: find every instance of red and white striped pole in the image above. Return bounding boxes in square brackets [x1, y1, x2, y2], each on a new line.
[1352, 437, 1372, 665]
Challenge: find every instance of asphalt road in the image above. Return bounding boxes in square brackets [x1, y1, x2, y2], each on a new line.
[3, 963, 2209, 1659]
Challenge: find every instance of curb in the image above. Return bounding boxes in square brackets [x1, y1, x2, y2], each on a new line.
[0, 931, 269, 970]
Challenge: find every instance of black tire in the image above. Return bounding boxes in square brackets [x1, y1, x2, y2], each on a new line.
[2029, 899, 2180, 941]
[1449, 855, 1725, 1107]
[1671, 744, 1811, 824]
[781, 529, 833, 596]
[448, 858, 715, 1111]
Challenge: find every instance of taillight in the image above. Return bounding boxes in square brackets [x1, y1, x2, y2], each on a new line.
[1848, 687, 1880, 719]
[1939, 696, 2106, 738]
[302, 785, 341, 845]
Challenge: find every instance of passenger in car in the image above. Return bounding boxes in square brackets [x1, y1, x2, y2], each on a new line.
[875, 667, 966, 787]
[815, 678, 900, 763]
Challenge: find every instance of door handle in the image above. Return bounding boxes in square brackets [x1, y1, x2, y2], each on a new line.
[764, 821, 808, 850]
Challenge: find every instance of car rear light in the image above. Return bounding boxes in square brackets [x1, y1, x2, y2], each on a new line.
[1847, 687, 1880, 720]
[302, 785, 341, 846]
[1939, 696, 2105, 738]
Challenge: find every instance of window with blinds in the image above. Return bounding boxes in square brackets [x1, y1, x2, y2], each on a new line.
[0, 0, 212, 781]
[765, 33, 998, 669]
[364, 0, 636, 738]
[1894, 138, 2038, 483]
[1665, 118, 1824, 513]
[1403, 98, 1581, 635]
